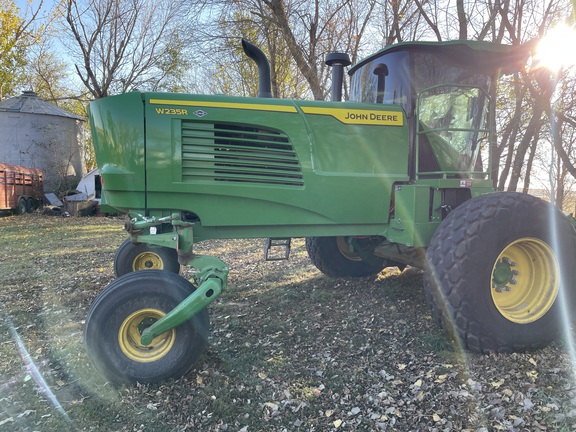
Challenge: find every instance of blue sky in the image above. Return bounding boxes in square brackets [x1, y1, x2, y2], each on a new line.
[15, 0, 55, 24]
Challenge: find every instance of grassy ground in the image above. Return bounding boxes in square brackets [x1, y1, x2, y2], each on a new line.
[2, 214, 576, 431]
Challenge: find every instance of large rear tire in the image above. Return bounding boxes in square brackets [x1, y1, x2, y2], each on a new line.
[424, 192, 576, 353]
[114, 238, 181, 277]
[306, 236, 385, 277]
[85, 270, 209, 384]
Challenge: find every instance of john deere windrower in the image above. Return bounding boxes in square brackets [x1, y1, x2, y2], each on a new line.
[85, 39, 576, 384]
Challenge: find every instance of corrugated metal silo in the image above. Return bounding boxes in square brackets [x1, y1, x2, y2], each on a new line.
[0, 91, 86, 193]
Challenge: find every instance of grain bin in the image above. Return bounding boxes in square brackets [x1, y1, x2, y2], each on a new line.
[0, 91, 85, 192]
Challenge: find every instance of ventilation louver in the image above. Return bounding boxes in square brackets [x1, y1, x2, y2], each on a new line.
[181, 122, 303, 187]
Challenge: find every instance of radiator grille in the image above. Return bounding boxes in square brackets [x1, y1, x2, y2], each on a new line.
[181, 122, 303, 186]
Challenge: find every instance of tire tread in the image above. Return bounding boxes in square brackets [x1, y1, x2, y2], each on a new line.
[424, 192, 576, 353]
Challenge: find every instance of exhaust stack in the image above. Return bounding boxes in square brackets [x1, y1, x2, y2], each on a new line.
[241, 39, 273, 98]
[326, 52, 351, 102]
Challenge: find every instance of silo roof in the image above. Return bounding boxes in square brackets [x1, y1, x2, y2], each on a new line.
[0, 91, 84, 120]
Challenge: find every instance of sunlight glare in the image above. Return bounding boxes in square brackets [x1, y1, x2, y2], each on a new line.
[6, 315, 75, 427]
[535, 23, 576, 72]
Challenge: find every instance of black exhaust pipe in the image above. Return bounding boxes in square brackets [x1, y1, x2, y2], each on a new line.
[241, 39, 273, 98]
[326, 52, 351, 101]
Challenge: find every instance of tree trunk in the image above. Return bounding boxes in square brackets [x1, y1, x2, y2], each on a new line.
[522, 136, 538, 194]
[507, 103, 546, 192]
[554, 114, 576, 179]
[264, 0, 324, 100]
[456, 0, 467, 40]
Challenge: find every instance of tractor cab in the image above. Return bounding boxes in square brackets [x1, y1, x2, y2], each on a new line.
[348, 41, 527, 180]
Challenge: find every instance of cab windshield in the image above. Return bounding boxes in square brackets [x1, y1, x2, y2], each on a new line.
[417, 84, 490, 175]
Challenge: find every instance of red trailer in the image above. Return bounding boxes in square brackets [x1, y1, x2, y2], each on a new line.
[0, 163, 43, 214]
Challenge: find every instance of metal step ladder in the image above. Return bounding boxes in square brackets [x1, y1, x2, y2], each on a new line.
[264, 238, 292, 261]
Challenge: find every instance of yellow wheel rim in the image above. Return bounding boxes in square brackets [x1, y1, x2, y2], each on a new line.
[491, 238, 559, 324]
[118, 309, 175, 362]
[132, 251, 164, 271]
[336, 237, 362, 261]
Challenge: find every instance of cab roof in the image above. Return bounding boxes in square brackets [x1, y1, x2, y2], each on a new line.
[349, 40, 531, 76]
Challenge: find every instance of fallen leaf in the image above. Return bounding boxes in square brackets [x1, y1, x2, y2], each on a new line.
[0, 418, 14, 426]
[349, 407, 361, 416]
[434, 374, 447, 383]
[264, 402, 279, 411]
[491, 379, 505, 388]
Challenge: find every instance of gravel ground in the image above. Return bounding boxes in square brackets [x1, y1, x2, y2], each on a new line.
[2, 214, 576, 431]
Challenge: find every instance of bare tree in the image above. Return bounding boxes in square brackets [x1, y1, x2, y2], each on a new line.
[259, 0, 344, 99]
[60, 0, 195, 99]
[206, 3, 304, 98]
[209, 0, 378, 100]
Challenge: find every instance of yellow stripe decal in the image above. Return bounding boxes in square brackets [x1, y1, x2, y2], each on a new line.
[149, 99, 298, 113]
[301, 106, 404, 126]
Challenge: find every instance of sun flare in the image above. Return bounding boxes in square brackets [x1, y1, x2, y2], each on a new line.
[535, 23, 576, 72]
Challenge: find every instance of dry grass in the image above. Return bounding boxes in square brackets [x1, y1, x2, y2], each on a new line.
[2, 213, 576, 431]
